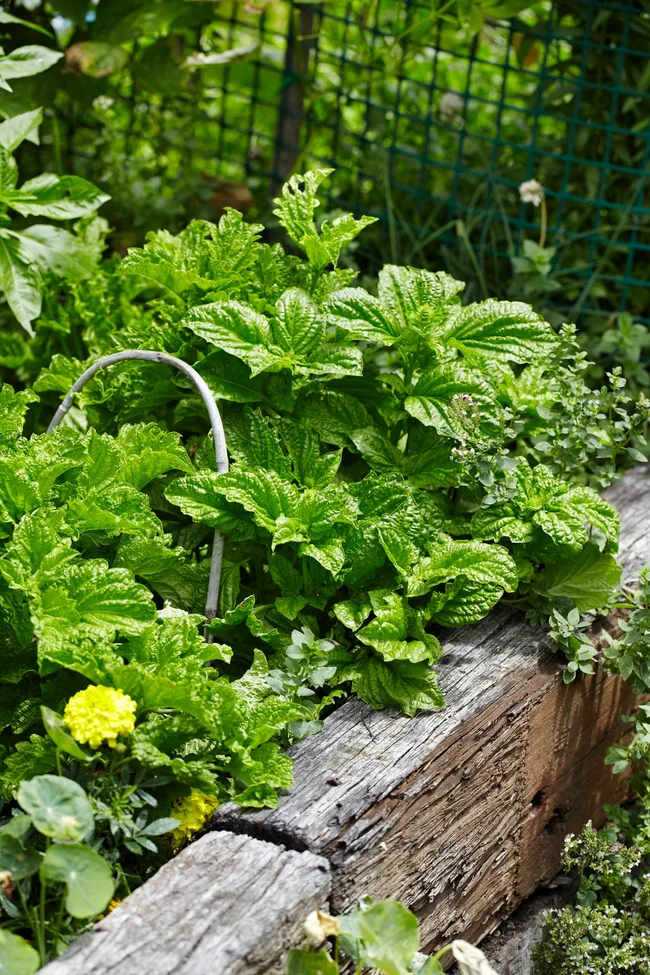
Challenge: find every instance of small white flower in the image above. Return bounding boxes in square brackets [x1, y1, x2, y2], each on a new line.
[303, 909, 340, 943]
[451, 940, 500, 975]
[93, 96, 115, 112]
[519, 179, 545, 207]
[440, 92, 464, 122]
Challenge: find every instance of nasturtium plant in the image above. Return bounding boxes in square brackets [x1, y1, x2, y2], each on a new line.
[289, 898, 499, 974]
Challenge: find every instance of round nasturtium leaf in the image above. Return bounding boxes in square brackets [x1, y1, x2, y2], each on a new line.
[17, 774, 94, 843]
[40, 843, 114, 919]
[0, 929, 40, 975]
[0, 832, 40, 880]
[285, 950, 338, 975]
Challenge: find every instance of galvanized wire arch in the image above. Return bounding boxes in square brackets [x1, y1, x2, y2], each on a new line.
[47, 350, 229, 628]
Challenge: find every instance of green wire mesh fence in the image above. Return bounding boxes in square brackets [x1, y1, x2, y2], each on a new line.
[205, 0, 650, 327]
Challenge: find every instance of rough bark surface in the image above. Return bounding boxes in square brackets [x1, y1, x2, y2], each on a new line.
[40, 831, 330, 975]
[212, 466, 650, 952]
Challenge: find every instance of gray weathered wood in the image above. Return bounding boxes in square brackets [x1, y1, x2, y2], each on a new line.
[213, 466, 650, 953]
[40, 831, 330, 975]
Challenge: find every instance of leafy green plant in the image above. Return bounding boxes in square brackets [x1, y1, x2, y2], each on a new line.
[0, 396, 321, 964]
[0, 33, 107, 334]
[0, 168, 645, 969]
[533, 567, 650, 973]
[288, 898, 499, 975]
[10, 169, 644, 714]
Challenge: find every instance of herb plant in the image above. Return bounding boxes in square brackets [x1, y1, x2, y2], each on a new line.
[289, 898, 499, 975]
[533, 569, 650, 973]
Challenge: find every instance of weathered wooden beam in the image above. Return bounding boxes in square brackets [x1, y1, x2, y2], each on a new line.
[40, 831, 330, 975]
[213, 466, 650, 953]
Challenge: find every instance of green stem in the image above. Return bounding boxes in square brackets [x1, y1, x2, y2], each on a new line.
[55, 748, 62, 777]
[431, 943, 453, 964]
[38, 847, 49, 964]
[538, 196, 547, 249]
[17, 881, 41, 958]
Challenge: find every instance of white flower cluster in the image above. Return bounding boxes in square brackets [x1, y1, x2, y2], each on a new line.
[519, 179, 545, 207]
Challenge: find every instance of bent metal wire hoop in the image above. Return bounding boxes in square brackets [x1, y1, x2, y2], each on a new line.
[47, 350, 229, 630]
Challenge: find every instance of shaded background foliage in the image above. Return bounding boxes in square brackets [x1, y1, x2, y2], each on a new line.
[2, 0, 650, 334]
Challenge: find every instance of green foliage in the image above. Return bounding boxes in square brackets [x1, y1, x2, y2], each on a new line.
[287, 898, 499, 974]
[534, 569, 650, 973]
[0, 774, 116, 967]
[0, 39, 107, 334]
[0, 168, 642, 969]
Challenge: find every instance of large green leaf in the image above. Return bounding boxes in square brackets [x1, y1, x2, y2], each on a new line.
[272, 287, 324, 355]
[226, 409, 292, 480]
[326, 287, 400, 343]
[17, 774, 94, 842]
[54, 561, 156, 635]
[18, 224, 97, 281]
[280, 419, 342, 489]
[356, 590, 438, 664]
[378, 265, 464, 331]
[408, 540, 518, 596]
[184, 300, 283, 375]
[428, 578, 503, 627]
[404, 362, 500, 440]
[338, 899, 419, 975]
[0, 930, 40, 975]
[444, 299, 557, 363]
[0, 45, 62, 88]
[0, 233, 41, 333]
[115, 423, 193, 489]
[354, 657, 444, 716]
[2, 174, 109, 220]
[531, 543, 622, 612]
[0, 108, 42, 152]
[40, 843, 114, 918]
[470, 503, 534, 543]
[286, 950, 338, 975]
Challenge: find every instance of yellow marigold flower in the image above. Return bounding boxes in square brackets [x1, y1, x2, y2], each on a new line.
[170, 790, 219, 845]
[108, 898, 121, 913]
[63, 685, 136, 749]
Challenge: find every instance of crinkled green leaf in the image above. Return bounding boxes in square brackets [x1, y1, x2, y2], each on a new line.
[444, 298, 557, 363]
[326, 287, 401, 343]
[428, 578, 503, 626]
[354, 657, 444, 716]
[405, 362, 500, 440]
[531, 543, 622, 612]
[272, 287, 324, 355]
[408, 540, 518, 596]
[272, 169, 332, 247]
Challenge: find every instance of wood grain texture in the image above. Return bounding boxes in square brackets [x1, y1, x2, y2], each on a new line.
[40, 831, 330, 975]
[213, 465, 650, 952]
